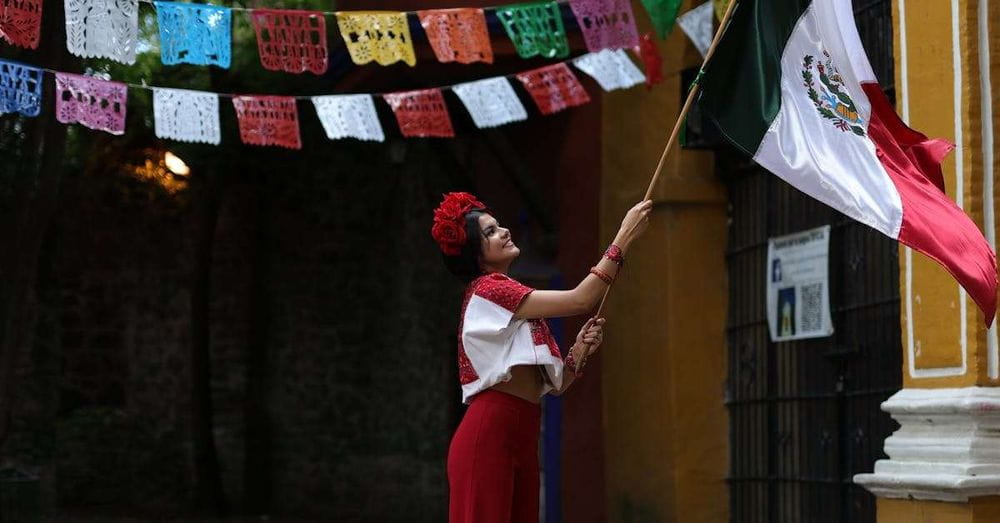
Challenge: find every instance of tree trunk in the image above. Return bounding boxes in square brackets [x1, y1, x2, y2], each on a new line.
[242, 172, 273, 513]
[0, 3, 74, 447]
[190, 172, 229, 514]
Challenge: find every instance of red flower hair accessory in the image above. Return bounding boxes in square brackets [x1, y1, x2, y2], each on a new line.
[431, 192, 488, 256]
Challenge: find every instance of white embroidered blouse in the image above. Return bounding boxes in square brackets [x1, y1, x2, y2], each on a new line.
[456, 272, 566, 404]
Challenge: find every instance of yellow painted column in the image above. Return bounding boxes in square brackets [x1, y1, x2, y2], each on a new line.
[599, 1, 729, 521]
[877, 497, 1000, 523]
[897, 0, 995, 390]
[854, 0, 1000, 518]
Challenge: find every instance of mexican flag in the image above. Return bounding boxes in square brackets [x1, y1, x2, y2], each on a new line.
[699, 0, 998, 323]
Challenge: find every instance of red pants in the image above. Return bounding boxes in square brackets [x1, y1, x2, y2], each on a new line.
[448, 390, 541, 523]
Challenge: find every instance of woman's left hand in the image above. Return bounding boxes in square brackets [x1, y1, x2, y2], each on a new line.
[575, 317, 605, 356]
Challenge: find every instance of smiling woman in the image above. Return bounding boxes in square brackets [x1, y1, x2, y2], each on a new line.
[430, 191, 651, 523]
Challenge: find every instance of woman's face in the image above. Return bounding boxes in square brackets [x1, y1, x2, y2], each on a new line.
[477, 213, 520, 272]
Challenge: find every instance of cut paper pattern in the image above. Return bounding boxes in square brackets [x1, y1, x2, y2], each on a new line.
[417, 8, 492, 64]
[633, 32, 663, 88]
[639, 0, 682, 38]
[573, 49, 645, 91]
[54, 72, 127, 134]
[250, 9, 327, 75]
[152, 87, 220, 145]
[0, 0, 43, 49]
[0, 59, 43, 116]
[312, 94, 385, 142]
[452, 77, 527, 129]
[568, 0, 639, 52]
[382, 88, 454, 138]
[154, 1, 231, 67]
[232, 95, 301, 149]
[677, 1, 713, 57]
[495, 1, 569, 59]
[515, 63, 590, 115]
[65, 0, 138, 64]
[335, 11, 415, 67]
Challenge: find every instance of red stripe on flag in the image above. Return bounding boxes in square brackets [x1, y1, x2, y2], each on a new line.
[863, 82, 998, 325]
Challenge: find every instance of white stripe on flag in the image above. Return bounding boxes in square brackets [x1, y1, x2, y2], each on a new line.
[752, 1, 903, 238]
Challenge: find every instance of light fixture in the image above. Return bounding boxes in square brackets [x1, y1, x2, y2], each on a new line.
[164, 151, 190, 176]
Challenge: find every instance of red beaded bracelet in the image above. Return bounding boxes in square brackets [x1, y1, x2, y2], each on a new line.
[565, 350, 584, 376]
[590, 266, 614, 285]
[604, 244, 625, 266]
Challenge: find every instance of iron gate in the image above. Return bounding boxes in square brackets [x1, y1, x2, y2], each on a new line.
[723, 1, 899, 522]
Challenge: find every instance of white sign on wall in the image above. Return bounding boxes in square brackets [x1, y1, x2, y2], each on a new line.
[766, 225, 834, 341]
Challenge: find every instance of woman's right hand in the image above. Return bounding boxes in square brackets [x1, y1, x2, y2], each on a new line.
[615, 199, 653, 247]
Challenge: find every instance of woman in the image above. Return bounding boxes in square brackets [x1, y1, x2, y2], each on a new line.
[431, 192, 652, 523]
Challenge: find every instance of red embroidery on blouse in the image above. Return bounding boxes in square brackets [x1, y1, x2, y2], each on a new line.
[456, 273, 535, 385]
[529, 319, 546, 346]
[548, 337, 561, 358]
[530, 319, 562, 358]
[475, 273, 532, 312]
[456, 282, 479, 385]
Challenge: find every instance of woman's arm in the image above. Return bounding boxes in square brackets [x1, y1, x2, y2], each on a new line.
[513, 200, 653, 320]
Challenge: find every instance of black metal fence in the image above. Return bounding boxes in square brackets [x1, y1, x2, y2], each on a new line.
[723, 1, 899, 522]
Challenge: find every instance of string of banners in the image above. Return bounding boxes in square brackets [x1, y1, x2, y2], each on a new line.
[0, 49, 646, 148]
[0, 0, 680, 71]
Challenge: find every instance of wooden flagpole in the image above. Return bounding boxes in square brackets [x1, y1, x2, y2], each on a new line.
[576, 0, 741, 371]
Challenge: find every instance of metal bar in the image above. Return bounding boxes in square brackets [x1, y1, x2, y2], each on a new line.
[725, 220, 864, 258]
[727, 297, 901, 332]
[727, 476, 857, 486]
[832, 297, 901, 314]
[726, 318, 768, 332]
[724, 386, 898, 406]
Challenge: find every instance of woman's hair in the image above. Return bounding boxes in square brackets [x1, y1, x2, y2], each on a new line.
[442, 209, 487, 283]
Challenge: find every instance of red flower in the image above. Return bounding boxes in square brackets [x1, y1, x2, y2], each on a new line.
[431, 219, 466, 256]
[431, 192, 487, 256]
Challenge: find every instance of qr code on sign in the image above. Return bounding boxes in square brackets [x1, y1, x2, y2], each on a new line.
[801, 283, 823, 332]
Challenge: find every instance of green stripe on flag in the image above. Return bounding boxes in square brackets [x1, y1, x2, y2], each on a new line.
[698, 0, 812, 155]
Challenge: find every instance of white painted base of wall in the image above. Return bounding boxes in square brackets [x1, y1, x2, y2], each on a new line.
[854, 387, 1000, 502]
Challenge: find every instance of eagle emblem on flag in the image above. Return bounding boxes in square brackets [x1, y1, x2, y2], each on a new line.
[802, 52, 865, 136]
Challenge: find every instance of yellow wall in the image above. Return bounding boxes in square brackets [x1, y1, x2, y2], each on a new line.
[993, 0, 1000, 385]
[600, 2, 729, 521]
[878, 497, 1000, 523]
[895, 0, 999, 388]
[869, 2, 1000, 521]
[992, 0, 1000, 289]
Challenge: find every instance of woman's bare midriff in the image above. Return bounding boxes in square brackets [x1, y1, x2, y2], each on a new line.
[490, 365, 547, 404]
